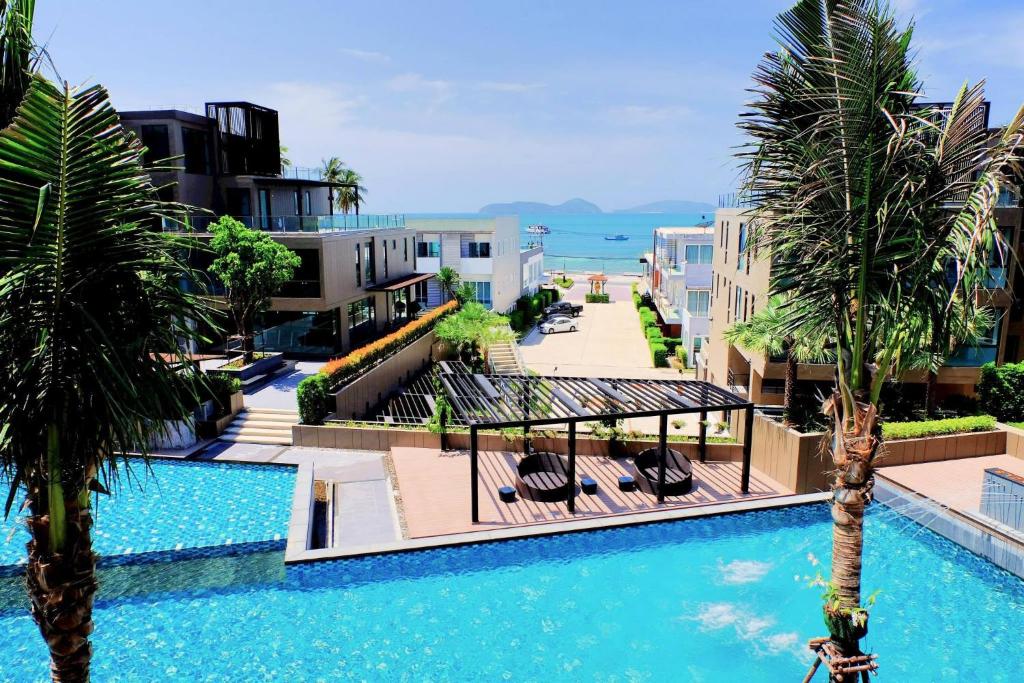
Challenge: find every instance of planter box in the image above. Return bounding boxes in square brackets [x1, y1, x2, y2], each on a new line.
[214, 352, 284, 382]
[196, 391, 245, 438]
[1001, 423, 1024, 459]
[149, 419, 198, 450]
[878, 430, 1006, 467]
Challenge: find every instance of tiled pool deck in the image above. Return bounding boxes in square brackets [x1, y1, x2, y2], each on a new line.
[389, 446, 788, 539]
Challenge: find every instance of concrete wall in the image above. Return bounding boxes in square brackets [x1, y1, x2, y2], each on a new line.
[748, 414, 832, 494]
[1001, 423, 1024, 459]
[333, 331, 440, 419]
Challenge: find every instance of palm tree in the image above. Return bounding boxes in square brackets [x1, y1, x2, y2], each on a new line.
[740, 0, 1023, 666]
[1, 0, 35, 129]
[337, 168, 366, 215]
[279, 144, 291, 168]
[723, 296, 832, 427]
[436, 266, 460, 303]
[0, 73, 215, 682]
[321, 156, 345, 215]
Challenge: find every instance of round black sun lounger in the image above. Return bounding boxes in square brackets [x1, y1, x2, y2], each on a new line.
[632, 447, 693, 496]
[515, 452, 571, 502]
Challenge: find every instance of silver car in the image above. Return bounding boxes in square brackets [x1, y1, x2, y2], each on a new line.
[540, 316, 578, 334]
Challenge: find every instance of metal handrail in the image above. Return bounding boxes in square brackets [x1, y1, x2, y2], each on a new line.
[164, 213, 405, 233]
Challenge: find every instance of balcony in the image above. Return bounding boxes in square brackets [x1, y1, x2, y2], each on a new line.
[165, 213, 406, 233]
[945, 345, 998, 367]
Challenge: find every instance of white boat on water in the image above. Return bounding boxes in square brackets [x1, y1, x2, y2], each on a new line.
[527, 224, 551, 235]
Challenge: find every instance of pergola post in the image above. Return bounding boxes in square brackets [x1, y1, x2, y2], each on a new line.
[698, 408, 708, 463]
[567, 421, 576, 513]
[741, 405, 754, 494]
[470, 425, 480, 523]
[657, 413, 668, 503]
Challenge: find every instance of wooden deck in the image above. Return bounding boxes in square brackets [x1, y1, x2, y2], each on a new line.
[390, 447, 789, 538]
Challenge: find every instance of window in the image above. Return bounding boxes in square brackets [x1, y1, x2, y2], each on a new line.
[463, 281, 492, 306]
[181, 127, 210, 174]
[464, 241, 491, 258]
[303, 191, 311, 215]
[277, 249, 321, 298]
[417, 241, 440, 258]
[346, 297, 377, 347]
[686, 290, 710, 316]
[292, 190, 300, 215]
[404, 238, 409, 262]
[354, 244, 361, 287]
[693, 337, 703, 354]
[734, 286, 743, 321]
[140, 125, 170, 167]
[383, 240, 389, 279]
[363, 240, 375, 285]
[258, 189, 271, 229]
[684, 244, 713, 264]
[737, 223, 748, 272]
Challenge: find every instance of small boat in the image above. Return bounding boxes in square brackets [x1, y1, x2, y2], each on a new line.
[527, 224, 551, 235]
[604, 234, 629, 241]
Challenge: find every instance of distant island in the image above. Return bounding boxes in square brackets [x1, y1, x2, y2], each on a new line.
[479, 198, 602, 215]
[614, 199, 716, 214]
[478, 198, 714, 215]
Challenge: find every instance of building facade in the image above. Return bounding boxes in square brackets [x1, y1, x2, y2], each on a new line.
[521, 245, 545, 296]
[647, 226, 715, 361]
[702, 205, 1023, 405]
[124, 101, 425, 358]
[407, 216, 523, 312]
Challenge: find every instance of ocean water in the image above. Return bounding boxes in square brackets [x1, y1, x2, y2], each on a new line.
[2, 503, 1022, 681]
[410, 213, 715, 275]
[0, 459, 295, 569]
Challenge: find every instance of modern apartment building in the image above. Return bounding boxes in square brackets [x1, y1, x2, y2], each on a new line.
[521, 245, 545, 296]
[407, 216, 523, 312]
[702, 204, 1023, 405]
[124, 101, 426, 357]
[644, 226, 714, 361]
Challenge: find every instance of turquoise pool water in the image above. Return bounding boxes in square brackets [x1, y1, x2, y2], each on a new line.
[0, 459, 295, 569]
[2, 503, 1022, 681]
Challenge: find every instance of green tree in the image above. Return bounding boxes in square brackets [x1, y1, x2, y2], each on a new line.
[434, 302, 513, 370]
[740, 0, 1023, 665]
[0, 0, 35, 128]
[208, 217, 301, 364]
[454, 281, 477, 305]
[321, 156, 345, 214]
[723, 296, 832, 427]
[279, 144, 291, 168]
[435, 266, 460, 302]
[337, 168, 366, 214]
[0, 73, 216, 681]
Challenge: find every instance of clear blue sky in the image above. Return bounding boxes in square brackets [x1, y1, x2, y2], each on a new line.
[34, 0, 1024, 213]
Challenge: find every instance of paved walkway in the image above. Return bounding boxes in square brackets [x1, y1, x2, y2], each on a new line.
[879, 453, 1024, 515]
[243, 361, 324, 410]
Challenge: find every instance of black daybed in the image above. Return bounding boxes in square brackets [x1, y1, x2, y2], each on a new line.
[515, 452, 572, 502]
[632, 447, 693, 496]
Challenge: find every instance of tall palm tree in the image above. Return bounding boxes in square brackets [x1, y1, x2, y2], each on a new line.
[0, 74, 214, 681]
[723, 296, 832, 427]
[321, 156, 345, 215]
[740, 0, 1023, 667]
[435, 266, 460, 303]
[1, 0, 35, 129]
[337, 168, 366, 215]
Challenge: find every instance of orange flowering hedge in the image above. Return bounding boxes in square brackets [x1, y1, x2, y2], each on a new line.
[321, 299, 458, 388]
[297, 300, 458, 424]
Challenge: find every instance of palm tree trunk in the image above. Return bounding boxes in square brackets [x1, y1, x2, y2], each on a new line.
[26, 495, 98, 683]
[783, 346, 797, 426]
[822, 393, 879, 664]
[924, 370, 938, 417]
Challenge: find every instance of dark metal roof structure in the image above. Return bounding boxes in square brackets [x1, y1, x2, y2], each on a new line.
[436, 361, 750, 428]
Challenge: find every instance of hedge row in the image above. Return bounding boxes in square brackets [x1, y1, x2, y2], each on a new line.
[650, 341, 669, 367]
[585, 293, 610, 303]
[881, 415, 996, 440]
[978, 361, 1024, 423]
[511, 288, 561, 333]
[297, 300, 459, 424]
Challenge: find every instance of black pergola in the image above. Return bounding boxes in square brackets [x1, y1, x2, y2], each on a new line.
[435, 362, 755, 522]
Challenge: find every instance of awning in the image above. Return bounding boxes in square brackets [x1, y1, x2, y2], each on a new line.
[367, 272, 435, 292]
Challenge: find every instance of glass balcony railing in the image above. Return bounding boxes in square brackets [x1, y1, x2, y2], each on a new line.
[163, 213, 405, 233]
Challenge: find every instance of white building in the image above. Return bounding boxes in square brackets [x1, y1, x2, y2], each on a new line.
[649, 226, 714, 361]
[520, 245, 544, 296]
[408, 216, 522, 312]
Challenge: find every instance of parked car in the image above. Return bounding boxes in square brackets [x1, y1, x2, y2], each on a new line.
[540, 316, 578, 334]
[543, 301, 583, 318]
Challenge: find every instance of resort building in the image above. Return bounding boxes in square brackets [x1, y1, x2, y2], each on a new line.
[646, 226, 715, 362]
[123, 100, 427, 357]
[702, 203, 1024, 405]
[407, 216, 524, 312]
[521, 244, 545, 296]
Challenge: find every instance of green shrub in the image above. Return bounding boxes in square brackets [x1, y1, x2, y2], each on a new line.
[508, 310, 527, 333]
[1011, 422, 1024, 430]
[650, 341, 669, 367]
[202, 372, 241, 412]
[881, 415, 996, 440]
[632, 292, 642, 309]
[638, 308, 656, 326]
[645, 326, 664, 341]
[663, 337, 681, 354]
[297, 374, 331, 425]
[978, 361, 1024, 422]
[549, 287, 561, 303]
[530, 294, 544, 316]
[676, 346, 688, 368]
[585, 293, 610, 303]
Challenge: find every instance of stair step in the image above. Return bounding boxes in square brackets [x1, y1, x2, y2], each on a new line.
[232, 416, 298, 427]
[242, 408, 299, 416]
[225, 426, 293, 437]
[219, 433, 292, 446]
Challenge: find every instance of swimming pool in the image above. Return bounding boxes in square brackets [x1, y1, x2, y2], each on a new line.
[0, 459, 296, 569]
[2, 502, 1022, 681]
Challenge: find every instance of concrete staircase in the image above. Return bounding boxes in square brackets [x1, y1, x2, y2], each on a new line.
[220, 408, 298, 446]
[488, 339, 527, 375]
